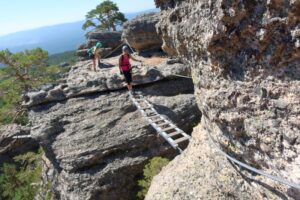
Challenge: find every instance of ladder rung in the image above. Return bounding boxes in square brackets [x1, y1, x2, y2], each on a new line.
[152, 118, 164, 123]
[174, 137, 189, 144]
[145, 110, 156, 115]
[168, 131, 181, 137]
[144, 110, 157, 117]
[146, 113, 157, 117]
[139, 105, 152, 110]
[162, 126, 176, 132]
[157, 122, 170, 127]
[149, 115, 160, 119]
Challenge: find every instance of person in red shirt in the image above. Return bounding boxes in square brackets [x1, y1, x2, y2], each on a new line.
[119, 46, 142, 91]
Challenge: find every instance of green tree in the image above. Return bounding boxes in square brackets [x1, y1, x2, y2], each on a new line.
[0, 48, 48, 124]
[0, 48, 69, 125]
[0, 48, 48, 92]
[0, 148, 44, 200]
[137, 157, 170, 200]
[82, 0, 127, 31]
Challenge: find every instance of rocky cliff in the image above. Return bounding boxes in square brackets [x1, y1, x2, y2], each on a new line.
[122, 13, 163, 53]
[26, 56, 201, 199]
[147, 0, 300, 199]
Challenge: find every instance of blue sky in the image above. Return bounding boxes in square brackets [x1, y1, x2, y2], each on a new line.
[0, 0, 155, 36]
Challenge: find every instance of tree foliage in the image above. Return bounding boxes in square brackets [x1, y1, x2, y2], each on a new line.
[0, 48, 69, 125]
[137, 157, 170, 200]
[0, 148, 45, 200]
[0, 48, 48, 92]
[82, 0, 127, 31]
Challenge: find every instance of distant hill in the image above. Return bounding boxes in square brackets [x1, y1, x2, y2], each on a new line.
[0, 9, 159, 55]
[47, 51, 77, 65]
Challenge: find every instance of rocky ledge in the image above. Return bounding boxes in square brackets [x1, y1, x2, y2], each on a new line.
[27, 56, 201, 199]
[0, 124, 38, 164]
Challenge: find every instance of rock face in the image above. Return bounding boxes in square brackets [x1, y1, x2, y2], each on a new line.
[122, 13, 163, 52]
[87, 31, 122, 49]
[28, 57, 201, 199]
[147, 0, 300, 199]
[77, 31, 122, 60]
[0, 124, 38, 163]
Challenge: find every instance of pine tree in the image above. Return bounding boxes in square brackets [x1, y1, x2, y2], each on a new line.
[82, 0, 127, 31]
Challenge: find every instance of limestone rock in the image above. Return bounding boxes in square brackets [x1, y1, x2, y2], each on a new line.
[122, 13, 163, 52]
[148, 0, 300, 199]
[87, 31, 122, 49]
[27, 56, 201, 199]
[0, 124, 38, 163]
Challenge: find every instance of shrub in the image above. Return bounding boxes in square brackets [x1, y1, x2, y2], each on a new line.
[0, 148, 45, 200]
[137, 157, 170, 200]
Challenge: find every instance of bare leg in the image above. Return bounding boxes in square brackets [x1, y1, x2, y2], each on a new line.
[128, 83, 133, 91]
[93, 56, 97, 71]
[97, 55, 101, 68]
[92, 57, 96, 71]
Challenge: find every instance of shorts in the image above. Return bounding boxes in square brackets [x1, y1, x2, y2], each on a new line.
[123, 70, 132, 84]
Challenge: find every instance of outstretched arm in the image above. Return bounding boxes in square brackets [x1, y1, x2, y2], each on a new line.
[129, 54, 142, 62]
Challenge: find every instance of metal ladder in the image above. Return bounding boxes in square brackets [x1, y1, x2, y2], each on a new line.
[129, 92, 191, 153]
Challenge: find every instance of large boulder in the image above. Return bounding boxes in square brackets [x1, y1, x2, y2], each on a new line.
[0, 124, 38, 163]
[87, 31, 122, 49]
[77, 31, 122, 60]
[122, 13, 163, 53]
[26, 57, 201, 199]
[147, 0, 300, 199]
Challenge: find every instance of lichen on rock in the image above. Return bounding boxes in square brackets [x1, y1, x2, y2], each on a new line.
[147, 0, 300, 199]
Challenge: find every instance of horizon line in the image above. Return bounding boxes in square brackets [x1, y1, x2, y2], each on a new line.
[0, 7, 158, 37]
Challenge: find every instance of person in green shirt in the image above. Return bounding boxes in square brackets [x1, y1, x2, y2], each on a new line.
[87, 42, 102, 72]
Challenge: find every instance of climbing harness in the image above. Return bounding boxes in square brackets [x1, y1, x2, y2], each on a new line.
[129, 92, 191, 153]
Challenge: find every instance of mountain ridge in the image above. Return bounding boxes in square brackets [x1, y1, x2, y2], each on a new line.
[0, 8, 159, 55]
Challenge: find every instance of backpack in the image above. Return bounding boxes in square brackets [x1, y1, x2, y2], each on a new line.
[87, 48, 94, 57]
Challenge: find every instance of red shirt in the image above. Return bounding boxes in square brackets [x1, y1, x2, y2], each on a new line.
[120, 55, 131, 71]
